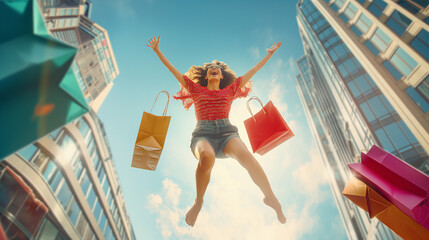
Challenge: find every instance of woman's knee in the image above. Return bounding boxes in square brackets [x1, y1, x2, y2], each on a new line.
[198, 148, 215, 171]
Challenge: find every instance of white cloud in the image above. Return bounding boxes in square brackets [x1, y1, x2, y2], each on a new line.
[292, 146, 328, 204]
[147, 170, 322, 239]
[148, 193, 163, 210]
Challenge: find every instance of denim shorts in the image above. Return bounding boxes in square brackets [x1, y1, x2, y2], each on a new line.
[190, 119, 240, 159]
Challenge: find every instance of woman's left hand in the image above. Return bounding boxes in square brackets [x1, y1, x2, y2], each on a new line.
[267, 42, 282, 54]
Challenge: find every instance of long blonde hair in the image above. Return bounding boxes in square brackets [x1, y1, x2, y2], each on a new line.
[184, 60, 237, 89]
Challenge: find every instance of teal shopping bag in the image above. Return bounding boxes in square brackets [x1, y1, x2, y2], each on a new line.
[0, 0, 89, 159]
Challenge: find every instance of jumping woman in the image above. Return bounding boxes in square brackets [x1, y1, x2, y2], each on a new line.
[147, 36, 286, 227]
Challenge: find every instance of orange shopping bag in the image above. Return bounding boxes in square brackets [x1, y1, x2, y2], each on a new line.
[244, 96, 294, 155]
[343, 177, 429, 240]
[131, 91, 171, 170]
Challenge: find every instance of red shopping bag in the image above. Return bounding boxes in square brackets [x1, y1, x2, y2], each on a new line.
[244, 97, 294, 155]
[349, 145, 429, 230]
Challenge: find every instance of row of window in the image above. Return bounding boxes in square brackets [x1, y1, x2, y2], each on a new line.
[17, 143, 97, 240]
[60, 129, 116, 240]
[330, 0, 429, 113]
[355, 0, 428, 15]
[48, 7, 79, 17]
[302, 0, 426, 166]
[76, 118, 129, 239]
[14, 118, 126, 240]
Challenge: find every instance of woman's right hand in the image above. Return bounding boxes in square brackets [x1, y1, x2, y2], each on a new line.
[147, 36, 160, 51]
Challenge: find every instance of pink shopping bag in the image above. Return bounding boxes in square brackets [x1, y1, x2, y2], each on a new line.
[348, 145, 429, 230]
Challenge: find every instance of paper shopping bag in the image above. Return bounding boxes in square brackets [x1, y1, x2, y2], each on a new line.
[244, 96, 294, 155]
[0, 0, 89, 159]
[343, 177, 429, 239]
[348, 145, 429, 230]
[131, 91, 171, 170]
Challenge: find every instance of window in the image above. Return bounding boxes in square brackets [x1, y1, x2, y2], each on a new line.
[398, 121, 418, 145]
[410, 29, 429, 61]
[72, 157, 84, 179]
[57, 181, 72, 207]
[365, 40, 381, 55]
[57, 19, 65, 28]
[368, 96, 390, 120]
[360, 102, 377, 123]
[375, 128, 395, 152]
[416, 76, 429, 102]
[48, 128, 62, 141]
[86, 187, 97, 209]
[67, 199, 81, 225]
[49, 170, 63, 192]
[17, 144, 38, 161]
[99, 213, 107, 232]
[368, 0, 387, 17]
[49, 8, 57, 16]
[406, 86, 429, 112]
[340, 13, 349, 22]
[351, 25, 363, 37]
[331, 3, 339, 12]
[397, 0, 426, 14]
[80, 170, 91, 194]
[348, 81, 360, 97]
[344, 3, 358, 19]
[334, 0, 346, 9]
[355, 75, 373, 95]
[93, 200, 102, 221]
[355, 13, 372, 34]
[386, 10, 412, 36]
[385, 122, 412, 151]
[37, 219, 67, 240]
[369, 28, 392, 52]
[75, 118, 90, 138]
[389, 47, 418, 77]
[383, 60, 403, 80]
[64, 18, 72, 27]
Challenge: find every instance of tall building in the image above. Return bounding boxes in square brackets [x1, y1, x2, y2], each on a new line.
[38, 0, 119, 112]
[0, 1, 135, 239]
[296, 0, 428, 239]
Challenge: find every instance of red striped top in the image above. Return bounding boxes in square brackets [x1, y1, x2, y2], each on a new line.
[173, 75, 252, 120]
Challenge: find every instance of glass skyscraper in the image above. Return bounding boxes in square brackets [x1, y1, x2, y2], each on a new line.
[0, 1, 134, 239]
[296, 0, 428, 239]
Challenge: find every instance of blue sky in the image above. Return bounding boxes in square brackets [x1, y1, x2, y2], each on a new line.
[91, 0, 348, 239]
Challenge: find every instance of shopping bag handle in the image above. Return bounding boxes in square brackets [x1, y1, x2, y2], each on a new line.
[150, 91, 170, 116]
[246, 96, 266, 121]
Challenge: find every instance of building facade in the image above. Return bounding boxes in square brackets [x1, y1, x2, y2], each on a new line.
[296, 0, 428, 239]
[38, 0, 119, 112]
[0, 1, 135, 239]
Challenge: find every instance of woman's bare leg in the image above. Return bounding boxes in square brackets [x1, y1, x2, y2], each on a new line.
[224, 138, 286, 224]
[186, 140, 216, 227]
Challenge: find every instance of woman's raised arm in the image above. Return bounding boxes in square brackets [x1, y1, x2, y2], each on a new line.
[147, 36, 186, 87]
[240, 42, 282, 88]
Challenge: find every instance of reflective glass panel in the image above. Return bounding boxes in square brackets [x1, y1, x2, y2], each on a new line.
[410, 29, 429, 61]
[405, 87, 429, 112]
[386, 10, 412, 36]
[390, 47, 418, 76]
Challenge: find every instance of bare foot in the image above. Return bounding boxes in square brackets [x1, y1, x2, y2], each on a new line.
[264, 196, 286, 224]
[186, 200, 203, 227]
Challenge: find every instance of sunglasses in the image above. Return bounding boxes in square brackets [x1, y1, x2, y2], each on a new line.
[207, 65, 222, 69]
